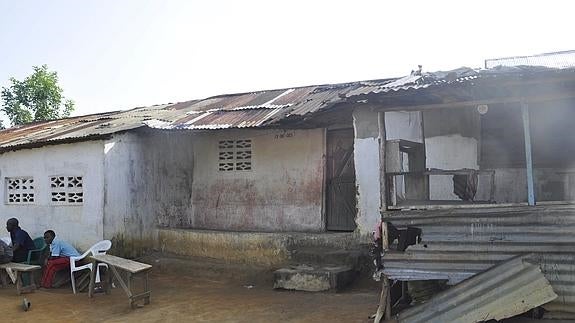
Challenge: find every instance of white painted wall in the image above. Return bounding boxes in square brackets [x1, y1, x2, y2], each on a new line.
[353, 137, 381, 235]
[0, 141, 105, 250]
[386, 111, 423, 142]
[192, 128, 325, 232]
[426, 134, 480, 200]
[353, 109, 382, 238]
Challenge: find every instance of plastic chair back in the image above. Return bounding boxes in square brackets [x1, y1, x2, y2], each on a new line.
[70, 240, 112, 294]
[89, 240, 112, 256]
[26, 237, 48, 265]
[33, 237, 46, 249]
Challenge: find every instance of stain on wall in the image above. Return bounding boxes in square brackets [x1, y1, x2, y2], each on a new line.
[103, 129, 195, 256]
[191, 128, 325, 232]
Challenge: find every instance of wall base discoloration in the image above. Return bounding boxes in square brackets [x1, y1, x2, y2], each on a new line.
[156, 228, 363, 267]
[109, 233, 158, 258]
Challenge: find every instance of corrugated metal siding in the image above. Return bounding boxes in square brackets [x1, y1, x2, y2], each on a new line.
[383, 205, 575, 312]
[398, 255, 557, 323]
[486, 50, 575, 69]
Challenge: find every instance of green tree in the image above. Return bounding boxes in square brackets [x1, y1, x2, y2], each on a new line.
[1, 65, 74, 127]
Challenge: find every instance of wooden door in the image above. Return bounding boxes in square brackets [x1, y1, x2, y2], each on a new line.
[326, 129, 357, 231]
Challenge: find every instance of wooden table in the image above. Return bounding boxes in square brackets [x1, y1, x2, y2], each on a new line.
[0, 262, 41, 294]
[88, 254, 152, 309]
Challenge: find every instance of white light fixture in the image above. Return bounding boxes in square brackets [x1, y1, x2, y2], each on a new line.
[477, 104, 489, 115]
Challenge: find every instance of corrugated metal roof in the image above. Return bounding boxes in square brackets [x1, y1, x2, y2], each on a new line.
[165, 106, 287, 130]
[486, 50, 575, 69]
[382, 204, 575, 313]
[344, 67, 480, 97]
[344, 65, 575, 98]
[0, 103, 186, 152]
[397, 255, 557, 323]
[3, 64, 574, 151]
[147, 84, 363, 130]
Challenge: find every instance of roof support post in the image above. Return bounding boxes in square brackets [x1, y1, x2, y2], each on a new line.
[521, 101, 536, 206]
[378, 111, 387, 214]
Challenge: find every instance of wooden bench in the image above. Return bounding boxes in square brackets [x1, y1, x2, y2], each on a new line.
[88, 254, 152, 309]
[0, 262, 42, 294]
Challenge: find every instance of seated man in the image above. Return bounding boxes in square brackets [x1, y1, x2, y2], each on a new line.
[0, 238, 12, 264]
[41, 230, 80, 288]
[6, 218, 35, 263]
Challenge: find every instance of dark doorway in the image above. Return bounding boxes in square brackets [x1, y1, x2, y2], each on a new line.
[326, 129, 357, 231]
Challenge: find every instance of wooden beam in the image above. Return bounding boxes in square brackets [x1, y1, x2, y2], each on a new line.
[368, 91, 575, 112]
[378, 111, 387, 212]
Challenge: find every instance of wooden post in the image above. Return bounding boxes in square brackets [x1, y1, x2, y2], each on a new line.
[374, 112, 392, 322]
[373, 221, 392, 323]
[378, 111, 387, 212]
[521, 102, 536, 206]
[88, 259, 98, 298]
[15, 271, 22, 295]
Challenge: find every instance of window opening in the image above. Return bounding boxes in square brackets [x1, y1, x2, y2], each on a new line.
[218, 139, 252, 171]
[50, 176, 83, 204]
[5, 177, 35, 204]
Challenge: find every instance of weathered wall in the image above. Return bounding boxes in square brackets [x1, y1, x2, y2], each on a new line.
[475, 167, 575, 203]
[103, 130, 195, 256]
[423, 108, 481, 200]
[385, 111, 423, 142]
[191, 128, 325, 232]
[353, 109, 382, 238]
[0, 141, 105, 250]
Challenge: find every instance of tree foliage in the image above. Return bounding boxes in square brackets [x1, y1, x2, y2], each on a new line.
[1, 65, 74, 127]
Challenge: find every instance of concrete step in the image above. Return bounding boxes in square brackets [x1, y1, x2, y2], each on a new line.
[273, 264, 357, 292]
[290, 247, 362, 266]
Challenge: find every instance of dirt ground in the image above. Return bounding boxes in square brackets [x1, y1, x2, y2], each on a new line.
[0, 271, 379, 323]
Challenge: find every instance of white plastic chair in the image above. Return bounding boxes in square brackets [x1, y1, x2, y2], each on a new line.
[70, 240, 112, 294]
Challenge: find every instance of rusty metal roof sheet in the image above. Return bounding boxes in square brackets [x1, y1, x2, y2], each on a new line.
[0, 103, 187, 152]
[159, 106, 287, 130]
[397, 255, 557, 323]
[383, 204, 575, 313]
[146, 85, 365, 130]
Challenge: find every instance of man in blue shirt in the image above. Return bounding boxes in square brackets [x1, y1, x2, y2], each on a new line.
[41, 230, 80, 288]
[6, 218, 35, 263]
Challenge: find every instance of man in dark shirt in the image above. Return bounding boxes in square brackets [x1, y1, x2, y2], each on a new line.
[6, 218, 35, 263]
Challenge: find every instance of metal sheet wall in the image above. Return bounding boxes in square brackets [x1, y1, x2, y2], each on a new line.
[383, 204, 575, 312]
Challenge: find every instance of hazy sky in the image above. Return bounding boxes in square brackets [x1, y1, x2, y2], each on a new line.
[1, 0, 574, 122]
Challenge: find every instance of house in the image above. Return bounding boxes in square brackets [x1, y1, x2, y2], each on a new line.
[0, 83, 374, 263]
[340, 60, 575, 315]
[2, 55, 575, 313]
